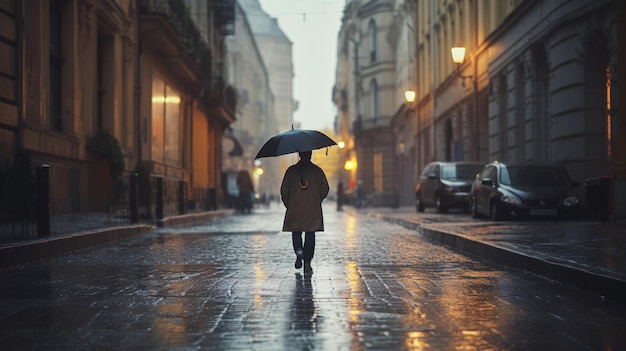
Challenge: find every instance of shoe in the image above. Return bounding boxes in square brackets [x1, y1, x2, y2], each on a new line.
[304, 261, 313, 274]
[295, 249, 303, 269]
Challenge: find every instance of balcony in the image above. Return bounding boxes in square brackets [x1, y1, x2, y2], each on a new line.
[352, 116, 391, 134]
[139, 1, 207, 82]
[203, 75, 237, 125]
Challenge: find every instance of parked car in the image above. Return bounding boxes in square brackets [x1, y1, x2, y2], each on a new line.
[470, 161, 581, 220]
[415, 161, 485, 213]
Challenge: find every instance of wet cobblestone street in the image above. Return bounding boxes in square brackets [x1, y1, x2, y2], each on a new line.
[1, 203, 625, 350]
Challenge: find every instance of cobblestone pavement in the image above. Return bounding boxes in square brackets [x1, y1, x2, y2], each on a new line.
[1, 202, 625, 350]
[361, 206, 626, 300]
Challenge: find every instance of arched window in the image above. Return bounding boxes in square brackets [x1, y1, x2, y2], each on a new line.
[370, 79, 379, 123]
[369, 19, 377, 62]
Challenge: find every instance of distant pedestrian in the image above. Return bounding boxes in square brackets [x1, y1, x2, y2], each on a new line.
[336, 181, 344, 211]
[356, 180, 363, 208]
[280, 151, 329, 274]
[237, 170, 254, 213]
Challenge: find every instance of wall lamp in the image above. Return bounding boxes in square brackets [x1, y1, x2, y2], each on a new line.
[450, 46, 474, 87]
[404, 90, 416, 103]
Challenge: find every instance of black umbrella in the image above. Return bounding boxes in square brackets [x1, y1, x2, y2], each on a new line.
[255, 128, 337, 159]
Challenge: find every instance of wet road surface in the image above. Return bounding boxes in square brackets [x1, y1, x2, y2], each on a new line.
[1, 203, 625, 350]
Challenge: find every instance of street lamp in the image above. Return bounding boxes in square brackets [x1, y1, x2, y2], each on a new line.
[450, 46, 475, 87]
[404, 90, 416, 103]
[450, 46, 466, 65]
[450, 45, 480, 161]
[344, 159, 356, 171]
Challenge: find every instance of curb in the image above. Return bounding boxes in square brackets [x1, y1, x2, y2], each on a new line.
[156, 209, 233, 227]
[379, 215, 626, 303]
[0, 225, 153, 268]
[0, 209, 234, 268]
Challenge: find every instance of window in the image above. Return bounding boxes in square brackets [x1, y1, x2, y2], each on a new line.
[370, 79, 378, 123]
[151, 73, 181, 166]
[421, 163, 433, 177]
[369, 19, 377, 62]
[49, 0, 63, 131]
[481, 165, 497, 180]
[433, 164, 440, 177]
[441, 164, 484, 180]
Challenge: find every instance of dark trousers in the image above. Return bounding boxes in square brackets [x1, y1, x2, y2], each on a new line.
[292, 231, 315, 261]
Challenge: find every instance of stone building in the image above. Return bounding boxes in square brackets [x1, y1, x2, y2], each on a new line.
[412, 0, 623, 217]
[237, 0, 295, 196]
[389, 0, 417, 207]
[333, 0, 624, 216]
[334, 0, 399, 207]
[224, 0, 276, 202]
[0, 0, 236, 216]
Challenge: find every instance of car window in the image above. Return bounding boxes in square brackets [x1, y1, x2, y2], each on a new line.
[501, 166, 568, 186]
[421, 164, 433, 177]
[480, 166, 496, 179]
[481, 165, 496, 180]
[433, 165, 440, 177]
[441, 164, 484, 180]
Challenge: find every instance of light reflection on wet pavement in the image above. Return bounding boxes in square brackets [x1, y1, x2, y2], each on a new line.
[0, 203, 625, 350]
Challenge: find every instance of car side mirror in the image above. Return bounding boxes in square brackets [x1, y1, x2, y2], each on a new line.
[427, 173, 437, 180]
[481, 178, 494, 186]
[571, 181, 580, 188]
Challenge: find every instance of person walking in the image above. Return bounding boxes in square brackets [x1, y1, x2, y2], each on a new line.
[336, 181, 344, 211]
[280, 151, 329, 274]
[237, 170, 254, 213]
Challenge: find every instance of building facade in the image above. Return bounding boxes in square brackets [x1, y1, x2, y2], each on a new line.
[0, 0, 236, 218]
[335, 0, 399, 207]
[238, 0, 295, 196]
[224, 0, 276, 202]
[334, 0, 623, 216]
[412, 0, 622, 217]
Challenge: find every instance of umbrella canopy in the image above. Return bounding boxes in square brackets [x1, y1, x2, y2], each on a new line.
[255, 129, 337, 159]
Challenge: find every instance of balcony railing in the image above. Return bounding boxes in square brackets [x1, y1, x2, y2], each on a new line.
[140, 0, 213, 77]
[353, 116, 392, 133]
[203, 75, 236, 114]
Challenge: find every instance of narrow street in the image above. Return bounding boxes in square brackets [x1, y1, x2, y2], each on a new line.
[1, 202, 625, 350]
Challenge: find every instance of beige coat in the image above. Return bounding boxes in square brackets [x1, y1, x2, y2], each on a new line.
[281, 160, 329, 232]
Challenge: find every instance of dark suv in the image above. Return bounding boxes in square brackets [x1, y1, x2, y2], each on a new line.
[415, 161, 485, 213]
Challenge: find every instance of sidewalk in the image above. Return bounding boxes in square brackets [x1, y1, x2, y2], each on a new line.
[0, 209, 233, 267]
[351, 206, 626, 302]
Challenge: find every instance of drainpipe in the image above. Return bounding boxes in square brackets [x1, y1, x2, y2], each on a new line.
[473, 0, 479, 161]
[134, 0, 142, 165]
[614, 0, 626, 218]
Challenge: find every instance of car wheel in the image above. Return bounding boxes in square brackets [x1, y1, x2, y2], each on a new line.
[490, 201, 503, 221]
[435, 195, 447, 213]
[416, 194, 425, 212]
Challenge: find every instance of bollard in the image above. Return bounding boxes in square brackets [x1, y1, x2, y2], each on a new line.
[208, 187, 216, 210]
[156, 176, 164, 221]
[129, 173, 138, 223]
[36, 164, 51, 237]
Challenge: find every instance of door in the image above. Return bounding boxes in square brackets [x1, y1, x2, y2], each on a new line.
[474, 165, 497, 214]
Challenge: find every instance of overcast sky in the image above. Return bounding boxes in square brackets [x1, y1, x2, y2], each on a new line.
[258, 0, 344, 131]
